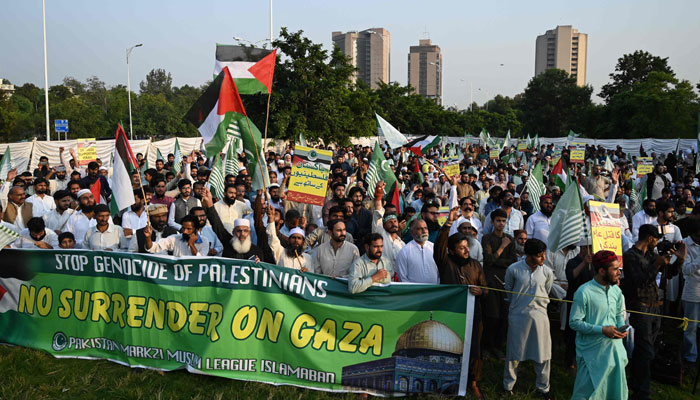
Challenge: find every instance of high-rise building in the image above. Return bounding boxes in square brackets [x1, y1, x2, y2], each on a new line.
[332, 28, 390, 88]
[408, 39, 442, 105]
[535, 25, 587, 86]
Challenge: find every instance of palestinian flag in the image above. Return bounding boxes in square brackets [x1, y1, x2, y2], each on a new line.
[552, 158, 568, 192]
[405, 135, 441, 156]
[413, 157, 424, 185]
[90, 178, 101, 204]
[110, 124, 138, 215]
[214, 45, 276, 95]
[185, 67, 248, 160]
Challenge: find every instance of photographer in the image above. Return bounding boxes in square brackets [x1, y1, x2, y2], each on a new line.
[622, 224, 686, 400]
[652, 201, 684, 313]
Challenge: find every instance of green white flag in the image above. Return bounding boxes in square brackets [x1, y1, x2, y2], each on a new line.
[0, 146, 12, 182]
[604, 155, 615, 172]
[502, 130, 511, 151]
[209, 155, 225, 200]
[525, 162, 546, 213]
[0, 224, 19, 249]
[156, 148, 165, 162]
[366, 141, 397, 200]
[548, 179, 585, 252]
[225, 138, 240, 177]
[172, 138, 183, 176]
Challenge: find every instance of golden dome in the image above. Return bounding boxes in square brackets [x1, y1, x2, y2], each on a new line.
[394, 319, 464, 355]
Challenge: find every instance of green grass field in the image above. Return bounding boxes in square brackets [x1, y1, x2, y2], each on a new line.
[2, 336, 698, 400]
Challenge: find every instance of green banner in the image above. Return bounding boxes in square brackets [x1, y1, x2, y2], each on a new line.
[0, 249, 471, 396]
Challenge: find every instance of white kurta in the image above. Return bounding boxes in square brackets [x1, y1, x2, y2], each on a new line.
[396, 240, 439, 284]
[371, 209, 405, 265]
[25, 194, 55, 218]
[504, 259, 554, 363]
[267, 222, 313, 271]
[43, 208, 75, 232]
[147, 234, 209, 257]
[525, 211, 551, 244]
[13, 228, 59, 249]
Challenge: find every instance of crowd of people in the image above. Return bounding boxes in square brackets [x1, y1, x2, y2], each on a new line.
[1, 139, 699, 399]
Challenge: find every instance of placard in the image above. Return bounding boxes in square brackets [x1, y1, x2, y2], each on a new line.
[286, 146, 333, 206]
[636, 157, 653, 176]
[569, 142, 585, 164]
[489, 149, 499, 160]
[77, 138, 97, 166]
[443, 163, 461, 178]
[589, 201, 623, 265]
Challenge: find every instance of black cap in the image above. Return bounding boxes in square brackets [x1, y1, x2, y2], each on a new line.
[638, 224, 663, 240]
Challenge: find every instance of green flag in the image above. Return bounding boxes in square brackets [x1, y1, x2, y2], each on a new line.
[525, 162, 546, 213]
[225, 138, 240, 177]
[156, 148, 165, 162]
[366, 141, 397, 199]
[209, 155, 225, 200]
[0, 146, 12, 182]
[548, 179, 585, 252]
[172, 138, 183, 176]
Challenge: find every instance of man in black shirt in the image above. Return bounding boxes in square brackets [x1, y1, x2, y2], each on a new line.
[622, 224, 685, 400]
[563, 241, 594, 369]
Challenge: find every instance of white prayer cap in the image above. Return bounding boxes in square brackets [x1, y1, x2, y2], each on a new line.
[289, 227, 305, 238]
[77, 189, 92, 199]
[269, 183, 280, 189]
[99, 166, 108, 171]
[234, 219, 250, 228]
[449, 216, 471, 236]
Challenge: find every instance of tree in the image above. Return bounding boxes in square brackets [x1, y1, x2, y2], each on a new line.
[518, 69, 593, 137]
[599, 50, 674, 103]
[63, 76, 86, 96]
[140, 69, 173, 98]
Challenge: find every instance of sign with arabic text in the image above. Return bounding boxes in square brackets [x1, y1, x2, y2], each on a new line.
[589, 201, 623, 264]
[636, 157, 653, 176]
[569, 142, 585, 164]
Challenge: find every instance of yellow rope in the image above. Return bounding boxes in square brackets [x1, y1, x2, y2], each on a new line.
[470, 285, 697, 331]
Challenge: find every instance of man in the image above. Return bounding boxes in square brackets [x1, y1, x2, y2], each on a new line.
[514, 230, 527, 259]
[80, 161, 112, 201]
[682, 219, 700, 366]
[265, 204, 313, 271]
[632, 199, 657, 241]
[213, 183, 253, 234]
[563, 240, 595, 369]
[545, 243, 580, 331]
[449, 219, 484, 264]
[483, 190, 524, 236]
[149, 178, 175, 210]
[570, 250, 629, 399]
[43, 190, 75, 234]
[348, 233, 395, 294]
[435, 207, 488, 398]
[128, 204, 179, 254]
[33, 156, 52, 179]
[371, 182, 405, 266]
[482, 208, 518, 359]
[26, 178, 55, 218]
[4, 186, 34, 230]
[83, 204, 128, 251]
[268, 183, 284, 212]
[474, 178, 491, 213]
[647, 164, 669, 201]
[12, 217, 58, 249]
[144, 215, 209, 257]
[321, 182, 346, 225]
[396, 219, 439, 284]
[457, 196, 483, 240]
[525, 194, 553, 243]
[584, 165, 611, 200]
[168, 179, 201, 230]
[188, 206, 223, 256]
[653, 200, 684, 310]
[457, 170, 475, 200]
[503, 239, 554, 399]
[64, 189, 102, 248]
[622, 224, 685, 400]
[121, 189, 148, 238]
[314, 219, 360, 277]
[58, 232, 76, 249]
[304, 205, 354, 249]
[347, 186, 372, 243]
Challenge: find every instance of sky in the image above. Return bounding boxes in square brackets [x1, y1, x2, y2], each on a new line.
[1, 0, 699, 109]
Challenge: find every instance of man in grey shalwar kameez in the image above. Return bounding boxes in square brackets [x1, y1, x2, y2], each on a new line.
[503, 238, 554, 398]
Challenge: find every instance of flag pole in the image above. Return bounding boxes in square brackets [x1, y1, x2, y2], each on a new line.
[263, 91, 272, 152]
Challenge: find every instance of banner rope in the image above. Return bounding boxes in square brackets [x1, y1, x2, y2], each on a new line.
[469, 285, 696, 331]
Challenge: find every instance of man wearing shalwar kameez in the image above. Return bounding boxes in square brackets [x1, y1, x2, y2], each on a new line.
[569, 250, 629, 400]
[503, 238, 554, 398]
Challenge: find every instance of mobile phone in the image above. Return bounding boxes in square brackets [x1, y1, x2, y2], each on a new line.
[618, 324, 630, 332]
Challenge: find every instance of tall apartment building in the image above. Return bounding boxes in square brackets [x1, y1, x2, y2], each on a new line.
[535, 25, 587, 86]
[407, 39, 442, 105]
[332, 28, 390, 88]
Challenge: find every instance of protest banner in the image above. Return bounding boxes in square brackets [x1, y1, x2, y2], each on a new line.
[552, 148, 562, 166]
[636, 157, 653, 176]
[589, 201, 623, 264]
[77, 138, 97, 166]
[0, 249, 472, 396]
[569, 142, 585, 164]
[443, 163, 460, 178]
[517, 140, 527, 151]
[437, 206, 451, 226]
[286, 146, 333, 206]
[489, 149, 499, 160]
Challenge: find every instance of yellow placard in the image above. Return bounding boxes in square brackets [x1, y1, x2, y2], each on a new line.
[77, 138, 97, 166]
[489, 149, 499, 159]
[589, 201, 623, 264]
[443, 163, 460, 177]
[637, 157, 653, 176]
[286, 146, 333, 206]
[569, 142, 585, 164]
[517, 141, 527, 151]
[437, 206, 450, 226]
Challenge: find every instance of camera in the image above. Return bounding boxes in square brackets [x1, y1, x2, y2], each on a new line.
[656, 240, 679, 256]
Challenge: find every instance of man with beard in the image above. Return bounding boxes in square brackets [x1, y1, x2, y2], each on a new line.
[436, 207, 488, 399]
[503, 239, 554, 399]
[525, 194, 553, 243]
[457, 170, 475, 200]
[314, 219, 360, 278]
[67, 180, 81, 204]
[150, 177, 175, 210]
[83, 204, 128, 250]
[402, 203, 441, 244]
[321, 182, 346, 225]
[346, 187, 372, 241]
[265, 203, 313, 271]
[121, 189, 149, 238]
[449, 217, 484, 264]
[584, 165, 612, 200]
[304, 205, 354, 249]
[168, 179, 201, 231]
[129, 204, 179, 254]
[652, 201, 684, 312]
[396, 219, 439, 284]
[632, 198, 656, 242]
[647, 163, 669, 201]
[348, 233, 395, 294]
[513, 230, 527, 259]
[213, 183, 253, 234]
[80, 161, 112, 202]
[144, 215, 209, 257]
[26, 178, 55, 218]
[43, 190, 75, 234]
[483, 190, 524, 237]
[4, 186, 34, 231]
[372, 182, 405, 266]
[482, 208, 518, 360]
[65, 189, 110, 248]
[268, 183, 284, 212]
[12, 217, 59, 249]
[570, 250, 629, 400]
[456, 194, 482, 240]
[192, 181, 205, 201]
[50, 165, 69, 192]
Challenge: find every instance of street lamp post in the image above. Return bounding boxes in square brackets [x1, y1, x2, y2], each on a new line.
[42, 0, 50, 141]
[126, 43, 142, 141]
